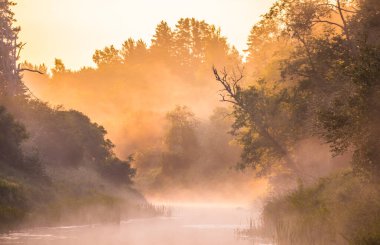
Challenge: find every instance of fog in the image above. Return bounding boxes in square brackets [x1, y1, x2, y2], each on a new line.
[19, 16, 350, 213]
[2, 0, 379, 244]
[20, 19, 268, 206]
[7, 20, 278, 244]
[0, 204, 266, 245]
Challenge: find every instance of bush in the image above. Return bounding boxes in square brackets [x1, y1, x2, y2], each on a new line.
[261, 172, 380, 245]
[0, 179, 28, 231]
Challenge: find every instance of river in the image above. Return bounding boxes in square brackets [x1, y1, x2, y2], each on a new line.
[0, 204, 272, 245]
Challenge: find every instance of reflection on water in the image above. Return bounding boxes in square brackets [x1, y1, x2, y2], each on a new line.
[0, 205, 272, 245]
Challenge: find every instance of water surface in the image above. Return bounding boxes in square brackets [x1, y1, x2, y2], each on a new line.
[0, 205, 271, 245]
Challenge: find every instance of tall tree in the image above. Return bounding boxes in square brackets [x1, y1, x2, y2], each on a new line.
[0, 0, 24, 96]
[174, 18, 193, 67]
[214, 0, 380, 177]
[151, 21, 174, 62]
[120, 38, 147, 63]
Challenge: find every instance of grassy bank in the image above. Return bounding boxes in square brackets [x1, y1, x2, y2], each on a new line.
[246, 171, 380, 244]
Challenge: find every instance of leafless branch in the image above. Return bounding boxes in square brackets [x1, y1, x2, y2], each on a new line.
[19, 68, 44, 75]
[312, 19, 345, 30]
[219, 93, 239, 105]
[16, 42, 26, 60]
[213, 66, 244, 106]
[316, 3, 358, 13]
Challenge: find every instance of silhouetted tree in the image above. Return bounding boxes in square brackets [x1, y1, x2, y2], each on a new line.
[92, 45, 121, 67]
[0, 0, 25, 96]
[151, 21, 174, 62]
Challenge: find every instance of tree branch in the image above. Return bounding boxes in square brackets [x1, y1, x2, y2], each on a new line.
[19, 68, 44, 75]
[312, 19, 345, 30]
[316, 3, 358, 14]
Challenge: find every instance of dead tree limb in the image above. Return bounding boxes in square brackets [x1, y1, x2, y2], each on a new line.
[19, 68, 44, 75]
[212, 66, 315, 179]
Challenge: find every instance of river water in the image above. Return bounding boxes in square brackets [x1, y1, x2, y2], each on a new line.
[0, 205, 272, 245]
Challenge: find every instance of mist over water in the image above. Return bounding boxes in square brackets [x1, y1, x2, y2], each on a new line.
[7, 17, 270, 244]
[1, 0, 378, 244]
[0, 204, 268, 245]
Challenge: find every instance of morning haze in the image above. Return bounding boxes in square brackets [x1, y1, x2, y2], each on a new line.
[14, 0, 276, 70]
[1, 0, 379, 244]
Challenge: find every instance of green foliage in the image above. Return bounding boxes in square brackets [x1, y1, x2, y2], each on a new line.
[216, 1, 380, 243]
[0, 179, 28, 231]
[0, 99, 139, 228]
[215, 0, 380, 178]
[0, 0, 148, 231]
[159, 106, 200, 179]
[0, 105, 27, 162]
[13, 100, 136, 184]
[164, 106, 199, 156]
[135, 106, 242, 192]
[0, 105, 45, 179]
[262, 172, 380, 244]
[99, 155, 136, 185]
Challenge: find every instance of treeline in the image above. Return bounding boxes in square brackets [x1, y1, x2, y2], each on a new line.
[22, 18, 241, 156]
[0, 1, 143, 231]
[91, 18, 240, 70]
[21, 17, 255, 201]
[213, 0, 380, 243]
[15, 0, 380, 242]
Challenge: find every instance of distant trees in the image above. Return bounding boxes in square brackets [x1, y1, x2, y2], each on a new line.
[51, 58, 66, 74]
[121, 38, 148, 63]
[20, 62, 47, 75]
[134, 105, 242, 192]
[91, 18, 240, 71]
[161, 106, 200, 175]
[92, 45, 121, 67]
[151, 21, 174, 62]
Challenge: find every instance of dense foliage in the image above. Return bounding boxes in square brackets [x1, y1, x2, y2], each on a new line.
[215, 0, 380, 178]
[0, 1, 141, 230]
[214, 0, 380, 243]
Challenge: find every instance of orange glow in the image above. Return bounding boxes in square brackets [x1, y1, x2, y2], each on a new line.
[15, 0, 275, 70]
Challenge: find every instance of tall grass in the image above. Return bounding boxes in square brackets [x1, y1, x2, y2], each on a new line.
[258, 171, 380, 245]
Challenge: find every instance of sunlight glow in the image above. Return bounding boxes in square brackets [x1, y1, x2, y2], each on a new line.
[14, 0, 275, 70]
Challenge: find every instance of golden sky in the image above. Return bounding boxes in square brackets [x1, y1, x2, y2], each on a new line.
[14, 0, 275, 70]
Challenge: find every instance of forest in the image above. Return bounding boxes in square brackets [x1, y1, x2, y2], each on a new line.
[0, 0, 380, 244]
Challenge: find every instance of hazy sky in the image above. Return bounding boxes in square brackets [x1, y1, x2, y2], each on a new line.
[15, 0, 275, 70]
